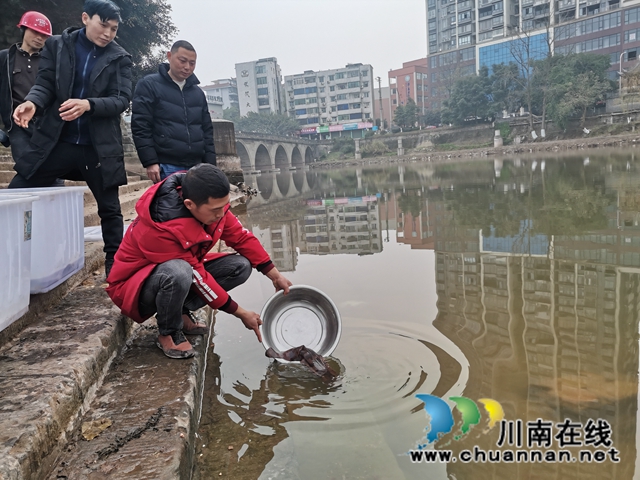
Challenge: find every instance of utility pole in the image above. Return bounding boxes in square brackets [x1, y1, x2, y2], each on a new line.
[376, 76, 384, 130]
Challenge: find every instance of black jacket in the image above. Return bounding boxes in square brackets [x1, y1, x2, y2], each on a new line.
[131, 63, 216, 168]
[0, 44, 18, 130]
[18, 27, 132, 188]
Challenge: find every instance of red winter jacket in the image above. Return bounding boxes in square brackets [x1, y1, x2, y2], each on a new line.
[106, 174, 273, 322]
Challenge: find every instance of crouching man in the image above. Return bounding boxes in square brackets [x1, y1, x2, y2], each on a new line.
[106, 164, 292, 359]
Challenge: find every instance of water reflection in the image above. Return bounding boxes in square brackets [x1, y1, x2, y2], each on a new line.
[197, 152, 640, 479]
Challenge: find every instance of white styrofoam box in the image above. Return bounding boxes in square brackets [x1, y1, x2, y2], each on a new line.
[0, 187, 87, 293]
[0, 195, 36, 332]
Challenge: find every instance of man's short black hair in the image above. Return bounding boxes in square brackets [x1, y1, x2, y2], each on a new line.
[171, 40, 196, 54]
[84, 0, 122, 23]
[182, 164, 230, 206]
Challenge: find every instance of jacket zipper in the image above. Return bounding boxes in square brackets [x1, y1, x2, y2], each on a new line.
[76, 45, 95, 144]
[5, 47, 13, 131]
[181, 87, 191, 150]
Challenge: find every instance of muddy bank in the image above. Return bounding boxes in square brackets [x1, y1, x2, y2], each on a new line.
[311, 131, 640, 169]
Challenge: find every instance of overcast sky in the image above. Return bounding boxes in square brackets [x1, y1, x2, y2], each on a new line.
[167, 0, 427, 87]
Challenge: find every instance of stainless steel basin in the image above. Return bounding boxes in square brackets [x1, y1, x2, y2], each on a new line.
[260, 285, 341, 359]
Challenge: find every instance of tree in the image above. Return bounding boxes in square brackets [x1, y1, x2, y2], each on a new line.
[393, 104, 406, 128]
[394, 98, 418, 129]
[420, 109, 441, 126]
[403, 98, 418, 128]
[546, 53, 612, 129]
[116, 0, 177, 87]
[233, 112, 301, 136]
[223, 106, 240, 123]
[489, 63, 523, 118]
[1, 0, 176, 90]
[441, 66, 492, 126]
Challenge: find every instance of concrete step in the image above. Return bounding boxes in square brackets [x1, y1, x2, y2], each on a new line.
[65, 174, 144, 186]
[84, 186, 150, 227]
[49, 312, 210, 479]
[80, 179, 152, 206]
[0, 172, 146, 186]
[0, 170, 15, 183]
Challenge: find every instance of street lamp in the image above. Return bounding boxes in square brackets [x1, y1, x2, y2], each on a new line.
[619, 51, 625, 100]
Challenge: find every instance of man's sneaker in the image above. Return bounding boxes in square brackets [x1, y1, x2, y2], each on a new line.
[182, 311, 209, 335]
[156, 331, 195, 359]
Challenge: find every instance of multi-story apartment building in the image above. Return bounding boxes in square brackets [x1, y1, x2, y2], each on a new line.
[201, 78, 239, 113]
[373, 86, 392, 129]
[234, 57, 285, 116]
[283, 64, 375, 138]
[421, 0, 640, 110]
[201, 94, 223, 120]
[387, 59, 430, 122]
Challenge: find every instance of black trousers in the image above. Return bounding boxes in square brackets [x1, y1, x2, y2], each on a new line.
[8, 141, 123, 257]
[138, 255, 252, 336]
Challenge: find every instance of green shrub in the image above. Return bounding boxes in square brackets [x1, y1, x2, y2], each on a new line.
[361, 140, 391, 157]
[496, 122, 511, 141]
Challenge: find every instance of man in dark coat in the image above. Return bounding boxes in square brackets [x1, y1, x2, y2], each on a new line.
[0, 12, 55, 169]
[131, 40, 216, 184]
[11, 0, 132, 276]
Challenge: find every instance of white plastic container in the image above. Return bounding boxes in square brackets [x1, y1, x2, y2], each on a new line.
[0, 195, 36, 331]
[0, 187, 86, 293]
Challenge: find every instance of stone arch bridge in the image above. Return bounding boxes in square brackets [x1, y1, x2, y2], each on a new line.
[235, 132, 329, 172]
[244, 170, 322, 206]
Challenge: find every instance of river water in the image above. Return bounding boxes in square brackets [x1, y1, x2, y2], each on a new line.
[195, 151, 640, 479]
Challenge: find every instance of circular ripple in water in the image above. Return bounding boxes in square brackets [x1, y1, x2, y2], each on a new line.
[242, 317, 466, 434]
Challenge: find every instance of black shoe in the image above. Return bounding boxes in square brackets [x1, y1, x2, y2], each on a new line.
[105, 258, 114, 279]
[0, 130, 10, 148]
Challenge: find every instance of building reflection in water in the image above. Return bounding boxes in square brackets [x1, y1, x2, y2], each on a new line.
[430, 158, 640, 479]
[240, 157, 640, 478]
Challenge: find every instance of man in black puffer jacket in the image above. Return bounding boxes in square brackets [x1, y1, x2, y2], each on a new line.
[11, 0, 132, 277]
[131, 40, 216, 184]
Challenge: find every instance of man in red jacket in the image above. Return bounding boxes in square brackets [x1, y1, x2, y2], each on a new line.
[106, 164, 292, 359]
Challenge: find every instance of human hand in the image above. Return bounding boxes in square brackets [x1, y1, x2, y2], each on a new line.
[146, 164, 161, 183]
[13, 101, 36, 127]
[234, 306, 263, 342]
[59, 99, 90, 121]
[266, 267, 292, 295]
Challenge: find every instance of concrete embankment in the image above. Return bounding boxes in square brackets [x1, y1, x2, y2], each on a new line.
[0, 201, 242, 480]
[0, 128, 246, 479]
[313, 131, 640, 170]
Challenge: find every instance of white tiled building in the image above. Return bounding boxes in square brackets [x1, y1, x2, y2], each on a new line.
[201, 78, 239, 116]
[283, 64, 375, 138]
[235, 58, 285, 116]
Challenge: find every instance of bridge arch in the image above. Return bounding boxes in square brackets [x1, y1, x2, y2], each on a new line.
[291, 147, 303, 167]
[255, 144, 271, 171]
[236, 142, 252, 170]
[256, 174, 274, 200]
[276, 172, 291, 196]
[304, 147, 314, 165]
[274, 145, 288, 170]
[292, 171, 305, 192]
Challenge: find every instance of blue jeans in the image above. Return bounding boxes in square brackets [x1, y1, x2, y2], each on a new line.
[159, 163, 188, 180]
[138, 255, 252, 336]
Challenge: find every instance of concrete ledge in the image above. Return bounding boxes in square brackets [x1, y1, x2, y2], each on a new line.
[0, 242, 106, 347]
[49, 311, 212, 479]
[0, 277, 134, 480]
